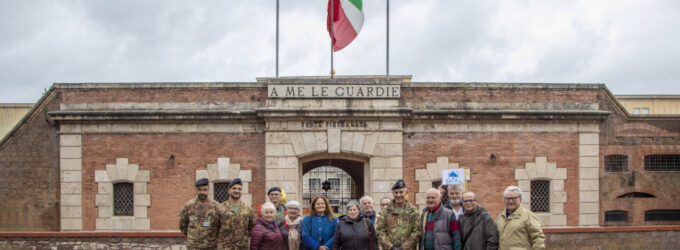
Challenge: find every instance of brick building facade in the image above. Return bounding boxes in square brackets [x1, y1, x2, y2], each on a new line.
[1, 76, 678, 234]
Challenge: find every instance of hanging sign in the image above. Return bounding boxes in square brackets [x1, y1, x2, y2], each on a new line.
[442, 169, 466, 185]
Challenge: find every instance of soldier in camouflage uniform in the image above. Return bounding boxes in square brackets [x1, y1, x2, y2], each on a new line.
[376, 179, 422, 250]
[217, 178, 255, 250]
[180, 178, 222, 250]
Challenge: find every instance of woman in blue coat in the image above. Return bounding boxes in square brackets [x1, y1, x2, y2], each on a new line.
[302, 195, 338, 250]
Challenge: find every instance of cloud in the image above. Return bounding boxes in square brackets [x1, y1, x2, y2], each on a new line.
[0, 0, 679, 102]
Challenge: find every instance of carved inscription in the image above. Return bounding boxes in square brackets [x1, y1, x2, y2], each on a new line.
[302, 120, 368, 129]
[268, 85, 400, 99]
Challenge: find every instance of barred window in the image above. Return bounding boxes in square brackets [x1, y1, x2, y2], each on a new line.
[644, 155, 680, 171]
[604, 210, 628, 222]
[113, 182, 134, 216]
[214, 182, 230, 203]
[605, 155, 628, 172]
[645, 209, 680, 221]
[530, 180, 550, 212]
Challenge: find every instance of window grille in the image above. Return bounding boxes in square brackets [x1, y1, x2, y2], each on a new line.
[617, 192, 656, 198]
[644, 155, 680, 171]
[604, 210, 628, 222]
[329, 178, 340, 191]
[530, 180, 550, 212]
[645, 210, 680, 221]
[214, 182, 230, 203]
[309, 178, 320, 190]
[113, 182, 134, 216]
[604, 155, 628, 172]
[303, 166, 354, 214]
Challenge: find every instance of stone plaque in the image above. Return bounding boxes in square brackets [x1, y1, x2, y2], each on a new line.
[268, 85, 400, 99]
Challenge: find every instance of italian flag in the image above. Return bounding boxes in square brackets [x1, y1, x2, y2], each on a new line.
[327, 0, 364, 51]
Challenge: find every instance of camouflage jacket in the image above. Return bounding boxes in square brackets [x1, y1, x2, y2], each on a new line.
[376, 201, 422, 249]
[179, 198, 221, 249]
[216, 200, 255, 250]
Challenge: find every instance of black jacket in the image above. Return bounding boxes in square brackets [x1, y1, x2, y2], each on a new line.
[332, 215, 378, 250]
[458, 205, 499, 250]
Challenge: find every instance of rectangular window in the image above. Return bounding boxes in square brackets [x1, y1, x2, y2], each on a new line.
[644, 155, 680, 171]
[309, 178, 320, 190]
[641, 108, 649, 114]
[113, 182, 134, 216]
[633, 108, 640, 114]
[530, 180, 550, 212]
[604, 210, 628, 222]
[329, 178, 340, 190]
[605, 155, 628, 172]
[645, 210, 680, 221]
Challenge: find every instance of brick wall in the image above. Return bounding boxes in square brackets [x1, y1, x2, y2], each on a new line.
[403, 132, 580, 225]
[402, 88, 598, 103]
[62, 88, 267, 103]
[0, 93, 61, 231]
[81, 133, 265, 230]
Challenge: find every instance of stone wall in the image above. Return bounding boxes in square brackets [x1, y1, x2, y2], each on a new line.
[0, 92, 61, 231]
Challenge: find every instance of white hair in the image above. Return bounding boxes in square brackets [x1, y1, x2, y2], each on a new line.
[447, 184, 464, 192]
[285, 200, 301, 209]
[261, 202, 276, 213]
[426, 188, 441, 198]
[359, 195, 373, 204]
[503, 186, 522, 198]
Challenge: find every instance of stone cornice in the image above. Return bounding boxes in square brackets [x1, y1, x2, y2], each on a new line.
[47, 110, 257, 121]
[411, 110, 611, 120]
[47, 108, 612, 121]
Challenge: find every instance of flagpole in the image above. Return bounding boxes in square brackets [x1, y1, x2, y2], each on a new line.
[330, 0, 335, 79]
[276, 0, 279, 78]
[386, 0, 390, 83]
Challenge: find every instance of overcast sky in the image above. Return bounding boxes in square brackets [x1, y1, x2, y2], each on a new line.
[1, 0, 679, 103]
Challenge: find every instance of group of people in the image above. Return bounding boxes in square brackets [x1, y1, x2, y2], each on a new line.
[180, 178, 545, 250]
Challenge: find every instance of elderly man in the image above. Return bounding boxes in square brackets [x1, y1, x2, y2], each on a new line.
[360, 195, 377, 223]
[495, 186, 545, 250]
[179, 178, 221, 249]
[419, 188, 462, 250]
[444, 184, 465, 220]
[217, 178, 255, 250]
[458, 192, 498, 250]
[377, 179, 422, 250]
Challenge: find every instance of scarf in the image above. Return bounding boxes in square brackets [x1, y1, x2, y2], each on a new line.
[285, 214, 303, 250]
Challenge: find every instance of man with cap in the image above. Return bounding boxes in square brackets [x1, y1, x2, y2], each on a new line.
[217, 178, 255, 250]
[376, 179, 422, 250]
[259, 186, 287, 223]
[179, 178, 221, 249]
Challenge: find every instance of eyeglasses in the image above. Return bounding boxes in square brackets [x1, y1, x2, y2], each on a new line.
[462, 199, 476, 203]
[269, 194, 281, 197]
[504, 196, 520, 201]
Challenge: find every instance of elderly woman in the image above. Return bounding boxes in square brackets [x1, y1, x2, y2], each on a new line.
[332, 201, 378, 250]
[251, 202, 286, 250]
[302, 195, 338, 250]
[279, 200, 303, 250]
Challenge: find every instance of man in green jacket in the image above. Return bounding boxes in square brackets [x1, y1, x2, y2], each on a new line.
[377, 179, 422, 250]
[495, 186, 545, 250]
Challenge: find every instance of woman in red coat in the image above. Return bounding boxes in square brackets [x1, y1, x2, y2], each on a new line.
[251, 202, 286, 250]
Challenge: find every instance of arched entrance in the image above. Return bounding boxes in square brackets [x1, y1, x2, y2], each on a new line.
[300, 156, 366, 214]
